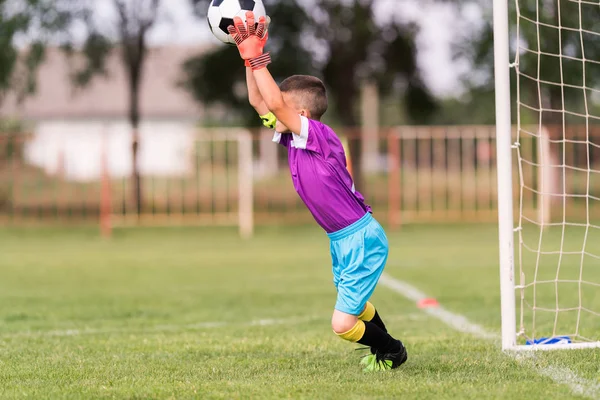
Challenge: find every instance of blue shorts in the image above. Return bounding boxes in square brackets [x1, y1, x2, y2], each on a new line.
[328, 212, 389, 315]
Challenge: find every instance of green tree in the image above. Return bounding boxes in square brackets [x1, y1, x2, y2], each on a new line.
[0, 0, 79, 107]
[73, 0, 162, 217]
[184, 0, 314, 127]
[185, 0, 437, 192]
[463, 0, 600, 127]
[461, 0, 600, 199]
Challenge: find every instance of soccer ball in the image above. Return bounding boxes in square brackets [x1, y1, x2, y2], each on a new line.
[207, 0, 267, 45]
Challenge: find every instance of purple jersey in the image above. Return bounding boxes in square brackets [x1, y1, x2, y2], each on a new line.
[272, 116, 372, 233]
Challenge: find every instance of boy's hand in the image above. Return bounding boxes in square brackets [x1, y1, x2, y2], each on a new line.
[228, 11, 271, 70]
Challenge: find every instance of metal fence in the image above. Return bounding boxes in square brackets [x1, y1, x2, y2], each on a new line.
[1, 125, 598, 231]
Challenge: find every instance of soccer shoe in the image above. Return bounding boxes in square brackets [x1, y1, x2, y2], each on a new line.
[356, 347, 378, 371]
[362, 353, 392, 372]
[378, 340, 408, 369]
[359, 353, 375, 367]
[357, 347, 389, 372]
[363, 340, 408, 372]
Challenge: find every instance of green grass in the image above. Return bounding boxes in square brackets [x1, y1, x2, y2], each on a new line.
[1, 224, 599, 399]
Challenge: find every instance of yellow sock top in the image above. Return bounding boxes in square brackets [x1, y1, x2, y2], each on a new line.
[358, 301, 376, 322]
[335, 320, 366, 342]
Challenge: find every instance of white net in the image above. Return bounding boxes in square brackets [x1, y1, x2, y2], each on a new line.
[513, 0, 600, 345]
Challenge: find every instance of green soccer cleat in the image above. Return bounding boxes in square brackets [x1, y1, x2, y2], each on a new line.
[362, 353, 393, 372]
[360, 353, 375, 366]
[361, 340, 408, 372]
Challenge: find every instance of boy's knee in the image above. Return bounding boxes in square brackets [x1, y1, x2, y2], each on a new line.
[331, 311, 359, 335]
[332, 320, 355, 335]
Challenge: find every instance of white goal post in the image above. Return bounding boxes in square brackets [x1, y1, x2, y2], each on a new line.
[494, 0, 600, 350]
[493, 0, 517, 350]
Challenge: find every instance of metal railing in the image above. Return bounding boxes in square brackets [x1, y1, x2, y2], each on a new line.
[1, 125, 598, 229]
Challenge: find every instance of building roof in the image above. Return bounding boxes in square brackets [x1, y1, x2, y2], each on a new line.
[0, 45, 210, 120]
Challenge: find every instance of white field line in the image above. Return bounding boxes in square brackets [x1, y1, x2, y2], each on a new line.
[379, 274, 499, 341]
[0, 313, 425, 339]
[515, 352, 600, 399]
[379, 273, 600, 400]
[0, 316, 320, 339]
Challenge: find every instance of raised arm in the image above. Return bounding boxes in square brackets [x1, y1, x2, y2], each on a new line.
[252, 67, 301, 135]
[246, 66, 269, 116]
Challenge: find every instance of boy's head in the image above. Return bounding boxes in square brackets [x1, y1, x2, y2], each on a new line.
[277, 75, 328, 132]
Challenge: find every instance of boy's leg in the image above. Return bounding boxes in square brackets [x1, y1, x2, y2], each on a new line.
[332, 309, 400, 355]
[358, 301, 387, 332]
[332, 309, 406, 371]
[329, 214, 406, 369]
[357, 301, 389, 354]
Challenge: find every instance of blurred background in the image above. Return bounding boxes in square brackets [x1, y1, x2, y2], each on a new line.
[0, 0, 598, 234]
[2, 1, 600, 397]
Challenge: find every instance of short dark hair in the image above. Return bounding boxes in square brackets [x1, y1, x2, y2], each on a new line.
[280, 75, 328, 119]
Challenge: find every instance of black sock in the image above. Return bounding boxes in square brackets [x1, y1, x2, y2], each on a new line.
[357, 321, 399, 353]
[370, 310, 387, 333]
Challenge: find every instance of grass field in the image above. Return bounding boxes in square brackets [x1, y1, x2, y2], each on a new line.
[1, 224, 600, 399]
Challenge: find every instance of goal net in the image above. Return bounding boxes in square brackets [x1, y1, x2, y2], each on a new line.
[496, 0, 600, 349]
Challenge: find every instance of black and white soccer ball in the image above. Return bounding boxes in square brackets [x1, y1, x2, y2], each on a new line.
[207, 0, 267, 45]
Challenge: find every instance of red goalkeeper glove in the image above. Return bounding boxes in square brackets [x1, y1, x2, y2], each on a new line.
[227, 11, 271, 70]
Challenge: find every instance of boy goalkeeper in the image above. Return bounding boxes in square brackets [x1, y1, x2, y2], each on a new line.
[228, 13, 407, 372]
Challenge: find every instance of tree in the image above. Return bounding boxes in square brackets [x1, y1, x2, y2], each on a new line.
[76, 0, 161, 216]
[0, 0, 79, 108]
[184, 0, 315, 127]
[463, 0, 600, 126]
[316, 0, 436, 189]
[115, 0, 160, 217]
[463, 1, 600, 200]
[185, 0, 436, 193]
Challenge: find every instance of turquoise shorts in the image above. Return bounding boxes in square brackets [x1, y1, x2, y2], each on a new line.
[328, 212, 389, 315]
